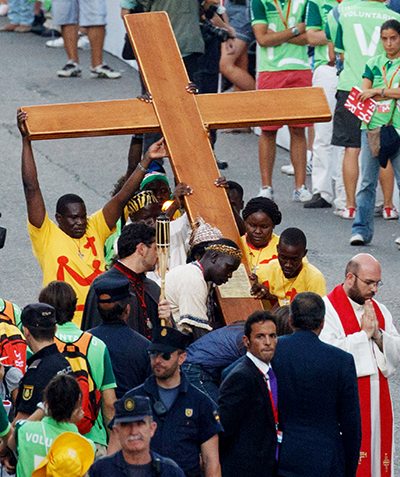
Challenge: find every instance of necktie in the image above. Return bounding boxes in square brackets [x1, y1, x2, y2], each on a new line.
[267, 367, 278, 410]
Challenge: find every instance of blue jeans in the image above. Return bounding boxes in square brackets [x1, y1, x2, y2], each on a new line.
[181, 363, 219, 405]
[352, 130, 400, 243]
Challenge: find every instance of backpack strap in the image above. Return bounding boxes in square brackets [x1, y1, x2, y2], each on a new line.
[0, 300, 16, 325]
[72, 332, 93, 355]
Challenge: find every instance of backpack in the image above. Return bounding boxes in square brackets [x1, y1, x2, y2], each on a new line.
[54, 332, 101, 435]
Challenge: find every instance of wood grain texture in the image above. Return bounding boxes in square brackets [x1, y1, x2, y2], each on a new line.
[22, 88, 331, 140]
[125, 12, 264, 322]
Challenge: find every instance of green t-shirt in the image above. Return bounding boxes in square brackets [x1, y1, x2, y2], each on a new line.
[55, 322, 116, 446]
[16, 417, 95, 477]
[251, 0, 311, 72]
[326, 0, 400, 91]
[361, 53, 400, 132]
[306, 0, 340, 68]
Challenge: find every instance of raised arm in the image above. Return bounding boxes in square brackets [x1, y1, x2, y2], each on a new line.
[17, 109, 46, 228]
[102, 137, 168, 230]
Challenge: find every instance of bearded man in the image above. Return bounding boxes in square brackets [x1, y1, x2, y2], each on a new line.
[320, 254, 400, 477]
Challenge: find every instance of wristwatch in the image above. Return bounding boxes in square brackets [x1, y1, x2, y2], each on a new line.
[291, 26, 300, 36]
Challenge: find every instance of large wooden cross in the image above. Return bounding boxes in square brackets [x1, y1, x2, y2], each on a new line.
[22, 12, 331, 324]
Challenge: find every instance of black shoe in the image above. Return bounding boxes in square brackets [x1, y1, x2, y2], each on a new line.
[217, 160, 228, 170]
[41, 28, 61, 38]
[303, 193, 332, 209]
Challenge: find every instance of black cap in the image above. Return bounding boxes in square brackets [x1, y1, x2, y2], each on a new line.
[148, 327, 191, 353]
[21, 303, 57, 328]
[114, 395, 152, 423]
[93, 275, 131, 303]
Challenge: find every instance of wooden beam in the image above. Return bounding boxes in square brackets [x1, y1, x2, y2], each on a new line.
[125, 12, 265, 322]
[22, 88, 331, 141]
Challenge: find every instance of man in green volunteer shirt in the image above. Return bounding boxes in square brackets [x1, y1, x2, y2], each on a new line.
[251, 0, 313, 203]
[327, 0, 400, 218]
[304, 0, 341, 209]
[38, 281, 117, 457]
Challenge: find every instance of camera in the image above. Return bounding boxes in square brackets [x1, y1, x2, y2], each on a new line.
[199, 3, 231, 42]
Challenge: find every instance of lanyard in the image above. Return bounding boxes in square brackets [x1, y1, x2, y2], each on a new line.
[382, 63, 400, 89]
[194, 261, 205, 277]
[273, 0, 291, 29]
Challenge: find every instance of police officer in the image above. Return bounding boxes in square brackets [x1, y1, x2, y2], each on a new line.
[14, 303, 72, 423]
[89, 395, 185, 477]
[90, 275, 151, 398]
[108, 327, 223, 477]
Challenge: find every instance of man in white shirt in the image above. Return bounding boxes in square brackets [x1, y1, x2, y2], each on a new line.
[321, 253, 400, 477]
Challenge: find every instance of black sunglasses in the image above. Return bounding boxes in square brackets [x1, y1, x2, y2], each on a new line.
[148, 350, 172, 361]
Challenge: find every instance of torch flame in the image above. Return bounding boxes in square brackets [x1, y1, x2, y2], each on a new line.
[162, 200, 174, 211]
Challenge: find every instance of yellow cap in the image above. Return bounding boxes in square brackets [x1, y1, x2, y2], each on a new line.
[32, 432, 95, 477]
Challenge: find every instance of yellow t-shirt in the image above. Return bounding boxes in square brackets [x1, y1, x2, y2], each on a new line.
[264, 259, 326, 306]
[241, 234, 279, 310]
[241, 234, 280, 280]
[27, 210, 113, 326]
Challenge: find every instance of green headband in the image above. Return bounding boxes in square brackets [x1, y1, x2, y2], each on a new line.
[140, 173, 170, 190]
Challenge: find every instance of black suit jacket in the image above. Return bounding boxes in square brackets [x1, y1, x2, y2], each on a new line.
[218, 356, 277, 477]
[272, 330, 361, 477]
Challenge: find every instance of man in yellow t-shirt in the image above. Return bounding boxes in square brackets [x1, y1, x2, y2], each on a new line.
[17, 110, 168, 327]
[251, 228, 326, 306]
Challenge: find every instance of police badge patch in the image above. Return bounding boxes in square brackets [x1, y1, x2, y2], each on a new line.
[185, 408, 193, 417]
[22, 385, 34, 401]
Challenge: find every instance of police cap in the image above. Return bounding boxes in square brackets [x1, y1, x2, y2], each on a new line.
[148, 327, 191, 353]
[21, 303, 57, 328]
[114, 395, 153, 423]
[93, 275, 131, 303]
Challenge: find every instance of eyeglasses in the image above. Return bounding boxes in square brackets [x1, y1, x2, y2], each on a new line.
[353, 274, 383, 288]
[148, 350, 172, 360]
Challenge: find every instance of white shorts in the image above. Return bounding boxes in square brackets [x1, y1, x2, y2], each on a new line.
[52, 0, 106, 27]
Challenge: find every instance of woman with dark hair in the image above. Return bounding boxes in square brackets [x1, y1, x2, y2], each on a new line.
[8, 374, 95, 476]
[240, 197, 282, 307]
[350, 19, 400, 248]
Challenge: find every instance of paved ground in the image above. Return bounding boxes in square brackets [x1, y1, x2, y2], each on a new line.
[2, 21, 400, 472]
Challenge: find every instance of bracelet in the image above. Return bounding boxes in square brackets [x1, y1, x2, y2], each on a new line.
[381, 88, 385, 98]
[137, 163, 148, 173]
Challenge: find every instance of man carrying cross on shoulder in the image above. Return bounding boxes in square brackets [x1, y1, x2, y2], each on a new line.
[17, 109, 167, 327]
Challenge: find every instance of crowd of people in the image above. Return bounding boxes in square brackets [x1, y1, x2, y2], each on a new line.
[2, 0, 400, 475]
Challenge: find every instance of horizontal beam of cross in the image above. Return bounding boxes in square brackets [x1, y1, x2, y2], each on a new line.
[22, 88, 331, 141]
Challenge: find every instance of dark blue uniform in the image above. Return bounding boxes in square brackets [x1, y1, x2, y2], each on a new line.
[15, 344, 72, 415]
[89, 450, 185, 477]
[124, 373, 223, 477]
[89, 321, 151, 398]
